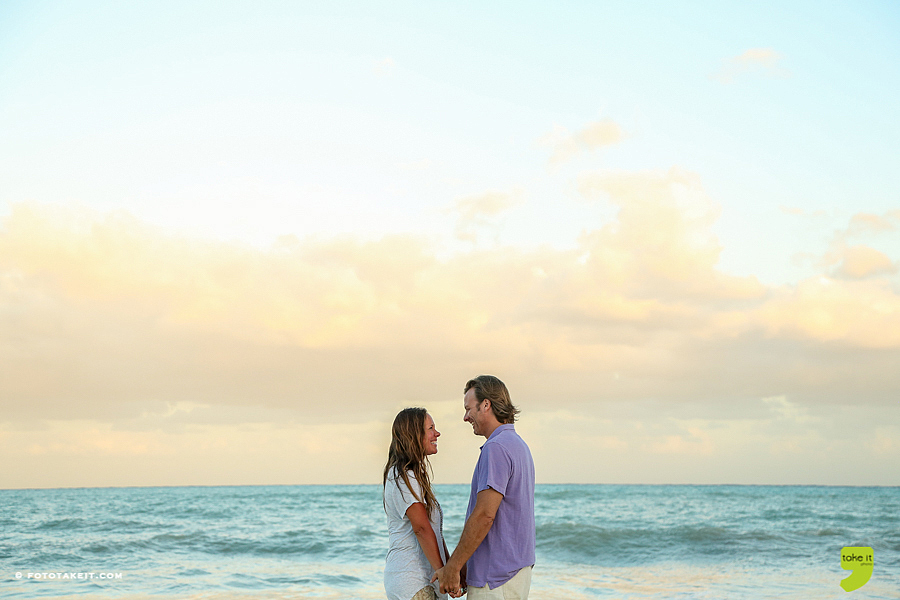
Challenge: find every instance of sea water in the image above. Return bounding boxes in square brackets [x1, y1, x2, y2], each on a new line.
[1, 484, 898, 599]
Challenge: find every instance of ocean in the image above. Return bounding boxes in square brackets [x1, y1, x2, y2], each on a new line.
[1, 484, 898, 599]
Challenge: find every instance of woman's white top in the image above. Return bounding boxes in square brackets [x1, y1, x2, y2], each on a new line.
[383, 467, 448, 600]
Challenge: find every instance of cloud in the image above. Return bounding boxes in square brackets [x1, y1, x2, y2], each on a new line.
[515, 405, 899, 485]
[396, 158, 432, 171]
[762, 395, 813, 423]
[711, 48, 790, 84]
[815, 209, 900, 279]
[449, 189, 522, 241]
[0, 418, 390, 487]
[832, 245, 896, 279]
[539, 119, 623, 165]
[2, 184, 899, 486]
[373, 57, 396, 78]
[844, 211, 900, 237]
[4, 185, 899, 428]
[755, 276, 900, 347]
[779, 205, 827, 219]
[645, 427, 714, 456]
[574, 167, 763, 301]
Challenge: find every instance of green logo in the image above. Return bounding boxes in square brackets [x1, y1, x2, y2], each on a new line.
[840, 546, 873, 592]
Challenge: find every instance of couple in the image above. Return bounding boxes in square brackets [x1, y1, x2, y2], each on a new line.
[383, 375, 535, 600]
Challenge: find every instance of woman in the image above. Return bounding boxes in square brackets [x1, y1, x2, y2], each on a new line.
[383, 408, 461, 600]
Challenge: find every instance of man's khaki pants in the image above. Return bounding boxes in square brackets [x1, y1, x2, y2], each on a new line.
[467, 566, 532, 600]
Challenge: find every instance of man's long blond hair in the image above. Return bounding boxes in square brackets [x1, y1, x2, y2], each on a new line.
[383, 407, 438, 517]
[465, 375, 519, 424]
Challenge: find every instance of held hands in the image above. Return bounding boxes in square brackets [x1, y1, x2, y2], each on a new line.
[431, 565, 466, 597]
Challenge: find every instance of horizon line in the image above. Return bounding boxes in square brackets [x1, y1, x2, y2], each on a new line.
[2, 482, 898, 492]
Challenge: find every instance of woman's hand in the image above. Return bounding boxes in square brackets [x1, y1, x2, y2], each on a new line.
[456, 564, 467, 597]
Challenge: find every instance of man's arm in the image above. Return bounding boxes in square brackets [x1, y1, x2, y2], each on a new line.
[432, 488, 503, 594]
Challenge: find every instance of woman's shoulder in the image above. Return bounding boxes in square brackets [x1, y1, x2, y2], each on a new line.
[387, 465, 418, 479]
[385, 467, 420, 493]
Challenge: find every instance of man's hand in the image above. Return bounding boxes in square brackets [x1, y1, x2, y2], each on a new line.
[431, 565, 463, 597]
[434, 489, 501, 597]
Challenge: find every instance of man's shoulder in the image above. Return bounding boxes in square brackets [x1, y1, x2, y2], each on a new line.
[485, 426, 531, 456]
[494, 425, 528, 444]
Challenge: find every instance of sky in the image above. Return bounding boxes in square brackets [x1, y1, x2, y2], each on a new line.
[1, 0, 899, 488]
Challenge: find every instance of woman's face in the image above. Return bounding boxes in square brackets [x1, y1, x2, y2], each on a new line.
[423, 413, 440, 455]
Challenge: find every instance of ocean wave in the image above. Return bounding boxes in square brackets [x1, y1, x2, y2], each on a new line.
[810, 528, 847, 537]
[71, 528, 385, 561]
[33, 517, 87, 531]
[206, 537, 330, 556]
[535, 521, 789, 565]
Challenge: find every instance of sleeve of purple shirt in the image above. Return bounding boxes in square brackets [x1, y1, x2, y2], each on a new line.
[474, 443, 512, 497]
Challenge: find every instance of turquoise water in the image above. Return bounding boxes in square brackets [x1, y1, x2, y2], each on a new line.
[1, 484, 898, 599]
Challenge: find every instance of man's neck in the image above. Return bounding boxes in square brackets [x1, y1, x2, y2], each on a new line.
[481, 421, 504, 439]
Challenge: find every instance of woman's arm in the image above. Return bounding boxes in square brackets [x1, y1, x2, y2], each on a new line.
[406, 502, 444, 572]
[433, 488, 502, 594]
[442, 539, 451, 565]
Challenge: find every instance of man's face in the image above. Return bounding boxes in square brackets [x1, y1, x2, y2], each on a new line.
[463, 388, 489, 437]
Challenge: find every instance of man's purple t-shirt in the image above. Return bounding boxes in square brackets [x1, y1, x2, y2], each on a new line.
[465, 424, 536, 589]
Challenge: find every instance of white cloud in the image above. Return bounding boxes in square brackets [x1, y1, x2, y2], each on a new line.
[2, 180, 899, 486]
[539, 119, 623, 165]
[373, 57, 396, 78]
[449, 189, 522, 242]
[815, 210, 900, 279]
[711, 48, 790, 84]
[833, 245, 896, 279]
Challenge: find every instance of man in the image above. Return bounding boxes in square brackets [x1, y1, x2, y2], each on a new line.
[433, 375, 536, 599]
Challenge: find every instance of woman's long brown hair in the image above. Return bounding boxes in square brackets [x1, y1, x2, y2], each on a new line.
[383, 407, 437, 517]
